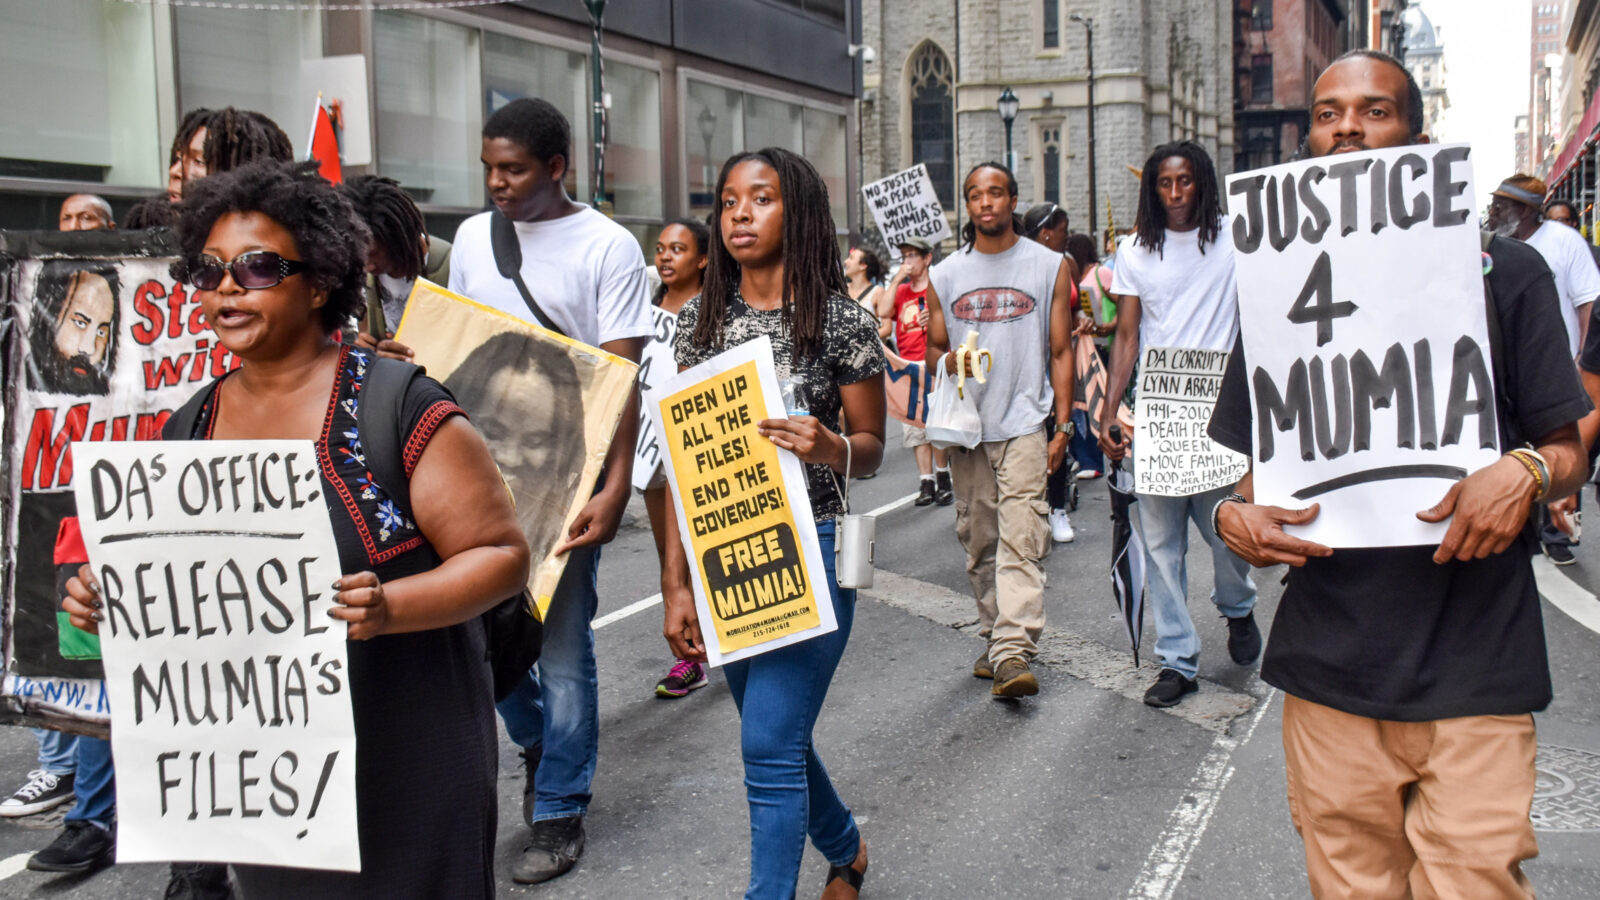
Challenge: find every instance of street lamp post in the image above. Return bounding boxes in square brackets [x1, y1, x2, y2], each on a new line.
[997, 87, 1019, 173]
[1070, 13, 1098, 242]
[583, 0, 608, 211]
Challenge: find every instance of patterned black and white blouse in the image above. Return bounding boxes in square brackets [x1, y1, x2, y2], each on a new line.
[674, 292, 885, 521]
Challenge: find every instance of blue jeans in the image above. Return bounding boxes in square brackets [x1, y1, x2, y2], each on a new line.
[1069, 409, 1105, 473]
[496, 546, 600, 823]
[725, 522, 860, 900]
[34, 729, 77, 776]
[1137, 484, 1256, 680]
[64, 737, 114, 829]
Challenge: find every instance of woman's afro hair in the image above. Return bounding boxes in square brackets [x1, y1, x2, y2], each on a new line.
[175, 160, 371, 333]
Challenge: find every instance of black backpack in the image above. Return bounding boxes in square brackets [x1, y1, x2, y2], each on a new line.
[166, 357, 542, 702]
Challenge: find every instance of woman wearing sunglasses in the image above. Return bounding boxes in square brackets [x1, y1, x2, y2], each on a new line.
[661, 147, 884, 900]
[62, 160, 529, 898]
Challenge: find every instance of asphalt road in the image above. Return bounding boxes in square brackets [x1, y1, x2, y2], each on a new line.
[1, 439, 1598, 898]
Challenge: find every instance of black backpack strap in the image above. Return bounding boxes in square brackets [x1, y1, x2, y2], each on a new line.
[489, 210, 566, 337]
[355, 355, 423, 516]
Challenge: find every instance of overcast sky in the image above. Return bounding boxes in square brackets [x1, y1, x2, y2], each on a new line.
[1423, 0, 1533, 213]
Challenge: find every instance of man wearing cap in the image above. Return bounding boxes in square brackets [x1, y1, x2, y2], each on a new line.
[1487, 174, 1600, 565]
[882, 236, 953, 507]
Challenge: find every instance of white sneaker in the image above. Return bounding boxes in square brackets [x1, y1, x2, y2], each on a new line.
[1049, 509, 1075, 543]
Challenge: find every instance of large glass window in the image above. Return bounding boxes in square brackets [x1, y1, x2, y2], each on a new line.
[605, 60, 662, 218]
[176, 8, 321, 155]
[744, 95, 804, 154]
[0, 1, 161, 186]
[483, 31, 589, 200]
[909, 43, 956, 209]
[686, 80, 742, 214]
[1251, 54, 1274, 105]
[804, 107, 848, 226]
[374, 12, 482, 208]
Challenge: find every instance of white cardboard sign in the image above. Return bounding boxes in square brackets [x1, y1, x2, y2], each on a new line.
[632, 306, 679, 490]
[643, 337, 836, 666]
[862, 164, 952, 253]
[71, 440, 359, 871]
[1134, 346, 1248, 496]
[1226, 144, 1498, 547]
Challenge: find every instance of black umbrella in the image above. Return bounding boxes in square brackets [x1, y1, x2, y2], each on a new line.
[1106, 426, 1146, 666]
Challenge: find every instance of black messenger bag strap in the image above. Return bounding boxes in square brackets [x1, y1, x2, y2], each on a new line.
[489, 210, 566, 337]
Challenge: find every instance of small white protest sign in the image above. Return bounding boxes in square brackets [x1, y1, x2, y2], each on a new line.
[1226, 143, 1498, 547]
[632, 306, 679, 490]
[862, 164, 952, 253]
[71, 441, 358, 871]
[1134, 346, 1248, 496]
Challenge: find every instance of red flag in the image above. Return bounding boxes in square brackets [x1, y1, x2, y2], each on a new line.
[307, 95, 341, 184]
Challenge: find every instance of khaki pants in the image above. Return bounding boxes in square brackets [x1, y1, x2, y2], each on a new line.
[1281, 693, 1539, 900]
[948, 429, 1050, 663]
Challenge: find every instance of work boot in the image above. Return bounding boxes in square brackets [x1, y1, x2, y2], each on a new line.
[934, 470, 954, 506]
[914, 478, 936, 507]
[1225, 612, 1262, 665]
[1143, 669, 1198, 708]
[27, 821, 113, 873]
[991, 657, 1039, 698]
[512, 815, 586, 884]
[972, 649, 994, 679]
[520, 747, 542, 826]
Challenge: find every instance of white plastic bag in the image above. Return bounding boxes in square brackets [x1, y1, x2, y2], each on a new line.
[924, 366, 983, 449]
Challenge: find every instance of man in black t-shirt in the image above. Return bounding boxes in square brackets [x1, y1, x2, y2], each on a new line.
[1208, 51, 1590, 898]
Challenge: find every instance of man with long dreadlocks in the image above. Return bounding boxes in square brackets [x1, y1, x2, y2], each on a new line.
[341, 175, 453, 357]
[1099, 140, 1258, 709]
[924, 162, 1077, 699]
[166, 107, 293, 204]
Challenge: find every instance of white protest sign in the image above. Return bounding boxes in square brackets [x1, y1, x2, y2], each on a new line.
[643, 337, 836, 666]
[862, 164, 953, 253]
[71, 441, 358, 871]
[1226, 144, 1498, 547]
[632, 306, 679, 490]
[1134, 346, 1248, 496]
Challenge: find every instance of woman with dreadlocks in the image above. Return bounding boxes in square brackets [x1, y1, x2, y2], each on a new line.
[1098, 139, 1260, 711]
[166, 107, 293, 204]
[661, 147, 883, 900]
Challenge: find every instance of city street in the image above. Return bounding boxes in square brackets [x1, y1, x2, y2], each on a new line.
[1, 438, 1598, 898]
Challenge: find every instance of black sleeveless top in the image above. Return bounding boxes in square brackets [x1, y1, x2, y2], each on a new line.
[167, 345, 497, 898]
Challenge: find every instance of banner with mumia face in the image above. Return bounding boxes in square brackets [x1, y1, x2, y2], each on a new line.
[2, 229, 232, 733]
[1226, 144, 1498, 548]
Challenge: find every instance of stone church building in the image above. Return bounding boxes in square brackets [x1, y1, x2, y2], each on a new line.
[857, 0, 1236, 247]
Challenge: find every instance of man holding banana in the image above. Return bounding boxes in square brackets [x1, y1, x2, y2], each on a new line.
[925, 161, 1077, 699]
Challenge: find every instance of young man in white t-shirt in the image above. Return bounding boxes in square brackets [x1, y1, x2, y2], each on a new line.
[1485, 174, 1600, 565]
[1099, 142, 1258, 709]
[449, 98, 651, 884]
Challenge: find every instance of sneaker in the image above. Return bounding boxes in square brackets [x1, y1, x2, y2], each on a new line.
[164, 862, 233, 899]
[1143, 669, 1198, 708]
[520, 747, 541, 827]
[655, 659, 708, 698]
[972, 649, 994, 679]
[0, 769, 75, 818]
[1225, 612, 1263, 665]
[991, 657, 1039, 698]
[1049, 509, 1076, 543]
[934, 470, 954, 506]
[1544, 542, 1577, 566]
[512, 815, 585, 884]
[27, 820, 114, 873]
[913, 478, 936, 507]
[1076, 468, 1102, 480]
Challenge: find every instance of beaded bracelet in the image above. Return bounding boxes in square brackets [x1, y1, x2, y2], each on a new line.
[1506, 448, 1550, 501]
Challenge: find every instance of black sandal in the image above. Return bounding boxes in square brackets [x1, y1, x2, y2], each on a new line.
[824, 862, 864, 894]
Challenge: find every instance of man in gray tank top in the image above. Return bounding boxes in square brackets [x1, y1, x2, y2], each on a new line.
[926, 162, 1077, 699]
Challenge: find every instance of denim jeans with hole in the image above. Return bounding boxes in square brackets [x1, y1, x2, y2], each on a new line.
[725, 522, 860, 900]
[496, 546, 601, 823]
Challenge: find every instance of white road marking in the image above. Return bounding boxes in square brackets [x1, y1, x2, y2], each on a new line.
[590, 492, 920, 632]
[0, 851, 32, 882]
[1532, 556, 1600, 635]
[1127, 689, 1278, 900]
[593, 593, 662, 630]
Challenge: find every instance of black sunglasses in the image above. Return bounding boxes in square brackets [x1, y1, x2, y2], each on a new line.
[187, 251, 309, 291]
